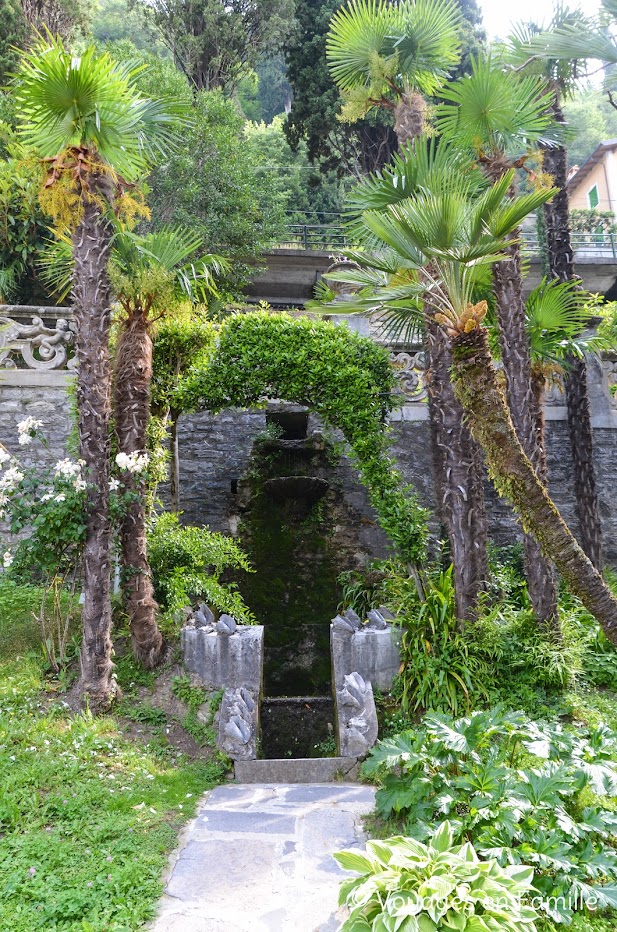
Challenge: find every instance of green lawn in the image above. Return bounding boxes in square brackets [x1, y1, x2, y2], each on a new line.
[0, 579, 226, 932]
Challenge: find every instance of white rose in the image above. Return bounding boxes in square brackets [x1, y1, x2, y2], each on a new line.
[3, 551, 13, 569]
[54, 458, 81, 479]
[0, 467, 24, 491]
[0, 448, 9, 466]
[16, 416, 42, 435]
[54, 493, 66, 503]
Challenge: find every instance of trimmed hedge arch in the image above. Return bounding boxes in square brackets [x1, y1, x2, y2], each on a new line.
[175, 311, 429, 573]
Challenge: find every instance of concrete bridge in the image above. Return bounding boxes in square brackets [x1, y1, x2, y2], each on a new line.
[244, 248, 617, 307]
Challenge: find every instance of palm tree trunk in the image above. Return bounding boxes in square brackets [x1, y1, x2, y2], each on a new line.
[449, 324, 617, 640]
[425, 311, 488, 619]
[530, 365, 549, 484]
[114, 313, 164, 668]
[394, 92, 428, 148]
[541, 112, 604, 570]
[72, 193, 117, 711]
[492, 235, 559, 628]
[393, 101, 488, 615]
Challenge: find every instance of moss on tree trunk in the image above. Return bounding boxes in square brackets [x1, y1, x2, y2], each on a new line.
[114, 313, 164, 669]
[450, 326, 617, 641]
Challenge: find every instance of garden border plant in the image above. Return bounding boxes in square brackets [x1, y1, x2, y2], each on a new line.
[173, 310, 431, 588]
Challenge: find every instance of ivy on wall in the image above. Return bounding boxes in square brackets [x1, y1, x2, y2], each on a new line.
[173, 311, 430, 571]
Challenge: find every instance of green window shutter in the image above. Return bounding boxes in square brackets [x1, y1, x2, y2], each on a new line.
[588, 185, 599, 209]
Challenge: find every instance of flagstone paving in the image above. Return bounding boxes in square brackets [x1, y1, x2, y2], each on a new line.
[149, 782, 375, 932]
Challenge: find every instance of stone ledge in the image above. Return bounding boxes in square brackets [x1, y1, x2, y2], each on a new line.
[0, 369, 75, 388]
[234, 757, 360, 783]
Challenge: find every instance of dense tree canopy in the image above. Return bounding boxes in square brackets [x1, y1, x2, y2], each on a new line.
[135, 0, 294, 92]
[82, 44, 284, 288]
[0, 0, 91, 81]
[283, 0, 397, 177]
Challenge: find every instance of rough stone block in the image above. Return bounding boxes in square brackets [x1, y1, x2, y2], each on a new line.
[331, 622, 401, 691]
[233, 757, 360, 783]
[181, 624, 263, 692]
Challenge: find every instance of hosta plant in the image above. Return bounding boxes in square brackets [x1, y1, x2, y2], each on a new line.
[363, 708, 617, 924]
[335, 821, 540, 931]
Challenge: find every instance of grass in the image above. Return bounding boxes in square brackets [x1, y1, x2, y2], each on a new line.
[0, 578, 227, 932]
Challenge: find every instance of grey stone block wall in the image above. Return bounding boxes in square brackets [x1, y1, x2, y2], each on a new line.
[1, 365, 617, 566]
[0, 372, 73, 467]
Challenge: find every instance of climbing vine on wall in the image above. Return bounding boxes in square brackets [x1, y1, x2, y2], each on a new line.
[173, 311, 430, 572]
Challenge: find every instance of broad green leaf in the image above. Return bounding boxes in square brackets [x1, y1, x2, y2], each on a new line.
[431, 820, 454, 853]
[335, 849, 377, 874]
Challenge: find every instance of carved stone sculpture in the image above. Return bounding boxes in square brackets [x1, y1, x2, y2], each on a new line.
[336, 672, 378, 758]
[217, 686, 258, 760]
[0, 315, 76, 370]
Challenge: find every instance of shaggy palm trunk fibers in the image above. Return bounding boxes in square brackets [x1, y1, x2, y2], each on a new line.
[72, 192, 117, 710]
[492, 234, 559, 631]
[115, 314, 164, 668]
[541, 113, 603, 571]
[115, 311, 163, 669]
[425, 310, 488, 619]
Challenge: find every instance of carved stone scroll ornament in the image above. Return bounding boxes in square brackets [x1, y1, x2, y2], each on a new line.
[389, 350, 427, 403]
[0, 316, 76, 370]
[602, 357, 617, 410]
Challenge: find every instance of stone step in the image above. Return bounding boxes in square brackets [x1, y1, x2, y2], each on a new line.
[234, 756, 359, 784]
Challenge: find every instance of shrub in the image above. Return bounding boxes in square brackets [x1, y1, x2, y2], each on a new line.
[364, 707, 617, 924]
[395, 567, 493, 716]
[147, 512, 255, 623]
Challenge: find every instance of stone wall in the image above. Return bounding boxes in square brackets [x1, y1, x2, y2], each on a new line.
[1, 306, 617, 566]
[170, 405, 617, 567]
[0, 371, 73, 466]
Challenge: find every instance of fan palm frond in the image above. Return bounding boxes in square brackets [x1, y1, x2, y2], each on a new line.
[436, 56, 559, 158]
[307, 247, 425, 344]
[39, 226, 230, 306]
[347, 139, 485, 215]
[525, 278, 599, 363]
[326, 0, 462, 101]
[527, 23, 617, 70]
[505, 8, 594, 97]
[38, 234, 73, 301]
[14, 36, 189, 182]
[390, 0, 462, 96]
[326, 0, 395, 91]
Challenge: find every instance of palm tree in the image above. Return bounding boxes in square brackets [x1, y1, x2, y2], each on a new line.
[523, 277, 601, 465]
[511, 14, 605, 570]
[356, 170, 617, 639]
[14, 37, 186, 709]
[326, 0, 489, 617]
[326, 0, 462, 145]
[110, 229, 228, 667]
[525, 0, 617, 85]
[315, 142, 492, 620]
[436, 56, 562, 630]
[41, 228, 228, 668]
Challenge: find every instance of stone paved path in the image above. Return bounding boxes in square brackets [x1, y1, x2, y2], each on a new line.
[150, 782, 375, 932]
